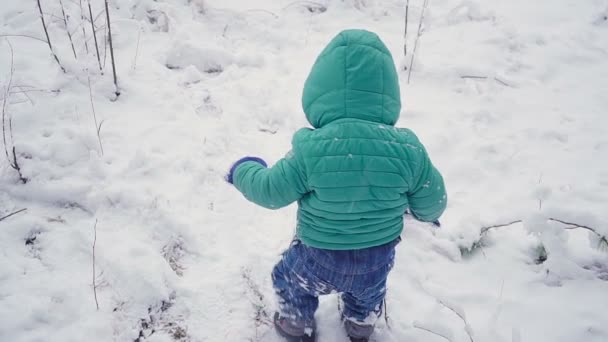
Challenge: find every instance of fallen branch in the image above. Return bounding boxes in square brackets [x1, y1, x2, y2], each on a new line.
[407, 0, 429, 83]
[0, 208, 27, 222]
[36, 0, 66, 72]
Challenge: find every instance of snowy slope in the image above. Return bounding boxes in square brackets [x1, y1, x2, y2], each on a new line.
[1, 0, 607, 341]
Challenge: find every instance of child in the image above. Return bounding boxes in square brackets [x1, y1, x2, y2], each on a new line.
[226, 29, 446, 342]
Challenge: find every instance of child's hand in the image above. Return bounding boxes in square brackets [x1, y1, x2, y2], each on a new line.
[225, 157, 267, 184]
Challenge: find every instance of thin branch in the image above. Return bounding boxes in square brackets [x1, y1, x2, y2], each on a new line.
[548, 218, 606, 247]
[59, 0, 78, 59]
[132, 25, 142, 71]
[413, 322, 453, 342]
[548, 218, 595, 233]
[88, 0, 103, 73]
[11, 146, 26, 183]
[244, 9, 280, 19]
[461, 75, 512, 87]
[92, 219, 100, 310]
[104, 0, 120, 97]
[13, 86, 35, 105]
[103, 30, 107, 69]
[36, 0, 66, 72]
[461, 75, 488, 80]
[282, 1, 326, 12]
[0, 34, 48, 44]
[79, 0, 89, 53]
[2, 40, 15, 167]
[86, 74, 104, 155]
[9, 88, 60, 95]
[493, 77, 511, 87]
[403, 0, 409, 61]
[1, 40, 25, 183]
[407, 0, 429, 83]
[383, 298, 391, 329]
[0, 208, 27, 222]
[437, 299, 474, 342]
[480, 220, 522, 234]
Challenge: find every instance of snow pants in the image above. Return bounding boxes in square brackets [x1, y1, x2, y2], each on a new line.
[271, 238, 399, 338]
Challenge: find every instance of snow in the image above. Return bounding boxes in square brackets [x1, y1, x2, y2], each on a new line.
[1, 0, 608, 341]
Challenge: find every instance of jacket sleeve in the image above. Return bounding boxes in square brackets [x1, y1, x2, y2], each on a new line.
[407, 145, 447, 222]
[232, 148, 309, 210]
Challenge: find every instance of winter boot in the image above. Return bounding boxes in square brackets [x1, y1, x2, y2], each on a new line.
[273, 312, 316, 342]
[344, 319, 374, 342]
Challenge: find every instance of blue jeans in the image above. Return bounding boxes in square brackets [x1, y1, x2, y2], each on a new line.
[271, 238, 399, 334]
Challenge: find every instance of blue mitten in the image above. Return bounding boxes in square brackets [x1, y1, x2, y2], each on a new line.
[225, 157, 268, 184]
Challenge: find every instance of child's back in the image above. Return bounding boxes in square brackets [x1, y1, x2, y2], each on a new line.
[227, 29, 446, 342]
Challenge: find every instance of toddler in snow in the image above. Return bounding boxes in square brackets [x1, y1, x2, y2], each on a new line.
[226, 29, 446, 342]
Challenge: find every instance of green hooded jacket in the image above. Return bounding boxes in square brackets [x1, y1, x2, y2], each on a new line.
[233, 29, 446, 250]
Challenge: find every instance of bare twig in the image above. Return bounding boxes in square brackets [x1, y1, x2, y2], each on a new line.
[282, 1, 326, 13]
[548, 218, 596, 233]
[493, 77, 511, 87]
[480, 220, 522, 234]
[407, 0, 429, 83]
[245, 9, 280, 19]
[549, 218, 607, 249]
[104, 0, 120, 97]
[383, 298, 391, 329]
[13, 86, 34, 105]
[241, 267, 272, 328]
[2, 41, 15, 166]
[436, 299, 474, 342]
[0, 34, 48, 44]
[461, 220, 522, 256]
[461, 75, 488, 80]
[8, 88, 60, 96]
[2, 40, 27, 183]
[132, 25, 142, 71]
[103, 30, 107, 69]
[0, 208, 27, 222]
[80, 0, 89, 53]
[86, 74, 104, 155]
[461, 75, 512, 87]
[88, 0, 103, 73]
[92, 219, 100, 310]
[413, 322, 453, 342]
[59, 0, 78, 59]
[403, 0, 409, 62]
[36, 0, 66, 72]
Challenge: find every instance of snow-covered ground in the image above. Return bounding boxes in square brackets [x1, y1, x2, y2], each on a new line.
[1, 0, 608, 341]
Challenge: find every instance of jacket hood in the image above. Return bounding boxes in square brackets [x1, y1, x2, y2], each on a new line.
[301, 29, 401, 128]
